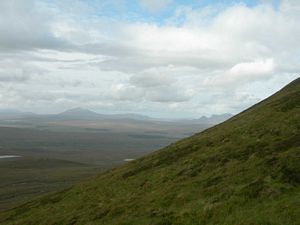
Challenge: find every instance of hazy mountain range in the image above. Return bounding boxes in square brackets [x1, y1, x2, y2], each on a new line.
[0, 107, 232, 124]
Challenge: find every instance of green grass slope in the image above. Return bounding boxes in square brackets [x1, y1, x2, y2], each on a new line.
[1, 78, 300, 225]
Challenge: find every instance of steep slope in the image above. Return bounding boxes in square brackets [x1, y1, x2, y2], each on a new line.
[1, 78, 299, 225]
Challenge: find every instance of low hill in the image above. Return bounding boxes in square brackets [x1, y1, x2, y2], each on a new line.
[1, 78, 299, 225]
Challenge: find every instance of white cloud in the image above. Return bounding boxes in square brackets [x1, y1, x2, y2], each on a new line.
[227, 58, 276, 82]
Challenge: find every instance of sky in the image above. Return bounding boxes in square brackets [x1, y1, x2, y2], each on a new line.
[0, 0, 299, 118]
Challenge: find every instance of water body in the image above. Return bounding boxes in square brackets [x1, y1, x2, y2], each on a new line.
[124, 159, 134, 162]
[0, 155, 21, 159]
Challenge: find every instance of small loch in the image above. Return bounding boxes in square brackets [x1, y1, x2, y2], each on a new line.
[0, 155, 21, 159]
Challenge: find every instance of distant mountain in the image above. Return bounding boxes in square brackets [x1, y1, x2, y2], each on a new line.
[176, 113, 233, 125]
[0, 107, 231, 124]
[55, 109, 230, 123]
[54, 108, 152, 121]
[55, 107, 102, 119]
[2, 78, 299, 225]
[196, 113, 233, 124]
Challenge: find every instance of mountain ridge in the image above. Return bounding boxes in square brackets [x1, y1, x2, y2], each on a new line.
[0, 107, 233, 123]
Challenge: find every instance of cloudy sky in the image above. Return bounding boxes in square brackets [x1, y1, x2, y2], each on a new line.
[0, 0, 299, 118]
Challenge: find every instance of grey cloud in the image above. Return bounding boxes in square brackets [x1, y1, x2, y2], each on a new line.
[109, 67, 192, 103]
[110, 85, 144, 102]
[111, 84, 191, 103]
[0, 62, 46, 83]
[130, 69, 175, 88]
[145, 86, 191, 103]
[6, 88, 98, 103]
[0, 0, 71, 52]
[79, 42, 143, 58]
[0, 69, 30, 82]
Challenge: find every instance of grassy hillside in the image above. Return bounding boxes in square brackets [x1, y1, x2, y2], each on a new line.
[1, 77, 299, 225]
